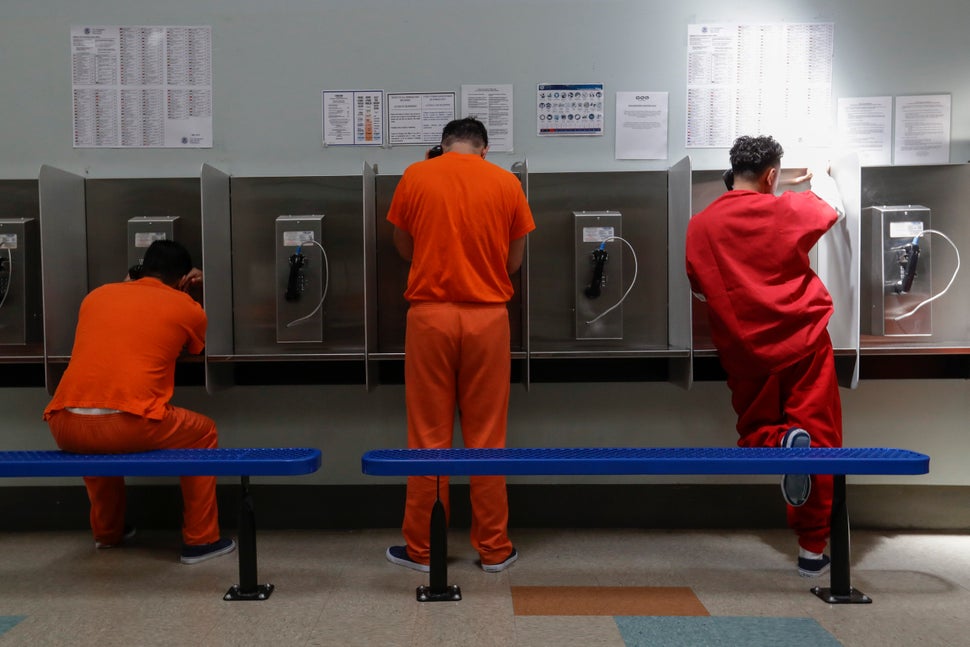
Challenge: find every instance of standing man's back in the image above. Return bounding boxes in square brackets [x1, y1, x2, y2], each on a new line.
[385, 117, 535, 574]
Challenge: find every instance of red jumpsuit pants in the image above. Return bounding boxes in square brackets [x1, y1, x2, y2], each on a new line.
[725, 331, 843, 554]
[47, 406, 221, 547]
[401, 302, 515, 566]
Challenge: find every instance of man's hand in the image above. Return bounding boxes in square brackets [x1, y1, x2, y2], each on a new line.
[781, 168, 814, 186]
[178, 268, 203, 292]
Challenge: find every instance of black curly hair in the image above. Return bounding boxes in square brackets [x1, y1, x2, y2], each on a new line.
[729, 135, 784, 182]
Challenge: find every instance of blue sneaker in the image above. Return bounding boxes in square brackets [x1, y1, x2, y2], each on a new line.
[781, 427, 812, 507]
[481, 548, 518, 573]
[386, 545, 430, 573]
[180, 537, 236, 565]
[798, 554, 831, 577]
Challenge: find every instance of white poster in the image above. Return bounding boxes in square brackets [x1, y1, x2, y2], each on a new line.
[461, 84, 513, 153]
[71, 25, 212, 148]
[537, 83, 605, 136]
[837, 97, 892, 166]
[894, 95, 951, 165]
[686, 23, 834, 148]
[387, 92, 456, 146]
[322, 90, 383, 146]
[615, 91, 668, 160]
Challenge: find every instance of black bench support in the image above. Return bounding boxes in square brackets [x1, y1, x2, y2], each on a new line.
[811, 474, 871, 604]
[224, 476, 275, 601]
[417, 476, 461, 602]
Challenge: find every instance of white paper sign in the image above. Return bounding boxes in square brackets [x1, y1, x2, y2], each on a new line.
[387, 92, 456, 146]
[615, 92, 668, 160]
[894, 95, 951, 165]
[461, 84, 513, 153]
[837, 97, 892, 166]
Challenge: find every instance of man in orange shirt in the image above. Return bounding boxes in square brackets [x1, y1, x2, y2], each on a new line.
[44, 240, 235, 564]
[385, 118, 535, 573]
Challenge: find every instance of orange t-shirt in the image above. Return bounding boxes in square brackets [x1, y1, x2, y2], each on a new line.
[387, 152, 535, 303]
[43, 278, 207, 420]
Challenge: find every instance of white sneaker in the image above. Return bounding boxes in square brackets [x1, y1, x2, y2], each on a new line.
[481, 548, 518, 573]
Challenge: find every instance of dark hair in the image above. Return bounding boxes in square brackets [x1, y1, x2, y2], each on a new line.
[140, 239, 193, 286]
[722, 169, 735, 190]
[441, 117, 488, 149]
[729, 135, 784, 181]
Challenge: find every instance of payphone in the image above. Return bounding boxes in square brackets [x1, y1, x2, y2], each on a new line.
[127, 216, 180, 270]
[275, 215, 327, 343]
[863, 205, 932, 336]
[574, 211, 623, 340]
[0, 218, 42, 345]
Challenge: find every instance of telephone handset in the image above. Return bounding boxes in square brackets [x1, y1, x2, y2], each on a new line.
[0, 255, 8, 294]
[285, 248, 306, 302]
[584, 247, 608, 299]
[0, 250, 10, 309]
[892, 240, 920, 294]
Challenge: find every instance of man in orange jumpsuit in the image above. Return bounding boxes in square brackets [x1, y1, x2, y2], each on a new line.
[685, 135, 845, 577]
[385, 117, 535, 573]
[44, 240, 235, 564]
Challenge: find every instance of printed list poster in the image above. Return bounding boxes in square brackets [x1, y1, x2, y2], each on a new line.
[71, 25, 213, 148]
[686, 23, 834, 148]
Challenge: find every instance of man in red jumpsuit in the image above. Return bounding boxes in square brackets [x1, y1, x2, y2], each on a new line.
[44, 240, 235, 564]
[685, 135, 845, 577]
[385, 117, 535, 573]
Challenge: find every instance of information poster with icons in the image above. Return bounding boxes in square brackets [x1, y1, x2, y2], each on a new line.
[536, 83, 605, 136]
[71, 25, 212, 148]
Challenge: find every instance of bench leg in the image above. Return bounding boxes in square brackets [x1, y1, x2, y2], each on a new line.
[224, 476, 275, 601]
[811, 474, 871, 604]
[417, 476, 461, 602]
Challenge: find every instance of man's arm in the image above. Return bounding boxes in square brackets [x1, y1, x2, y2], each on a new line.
[392, 225, 414, 262]
[507, 236, 527, 275]
[808, 166, 846, 222]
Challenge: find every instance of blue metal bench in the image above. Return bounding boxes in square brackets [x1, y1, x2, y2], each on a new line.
[362, 446, 930, 604]
[0, 447, 322, 601]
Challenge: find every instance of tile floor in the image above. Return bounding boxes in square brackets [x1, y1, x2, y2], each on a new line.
[0, 527, 968, 646]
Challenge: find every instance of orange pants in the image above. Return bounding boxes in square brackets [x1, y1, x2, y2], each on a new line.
[726, 333, 843, 554]
[47, 406, 221, 546]
[402, 302, 514, 565]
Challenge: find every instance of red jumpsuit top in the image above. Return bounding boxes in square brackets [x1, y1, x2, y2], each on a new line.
[387, 151, 535, 304]
[685, 189, 839, 377]
[43, 277, 207, 420]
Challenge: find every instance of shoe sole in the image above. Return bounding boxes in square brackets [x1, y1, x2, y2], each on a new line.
[385, 547, 430, 573]
[180, 540, 236, 565]
[781, 473, 811, 506]
[781, 429, 812, 507]
[798, 564, 831, 578]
